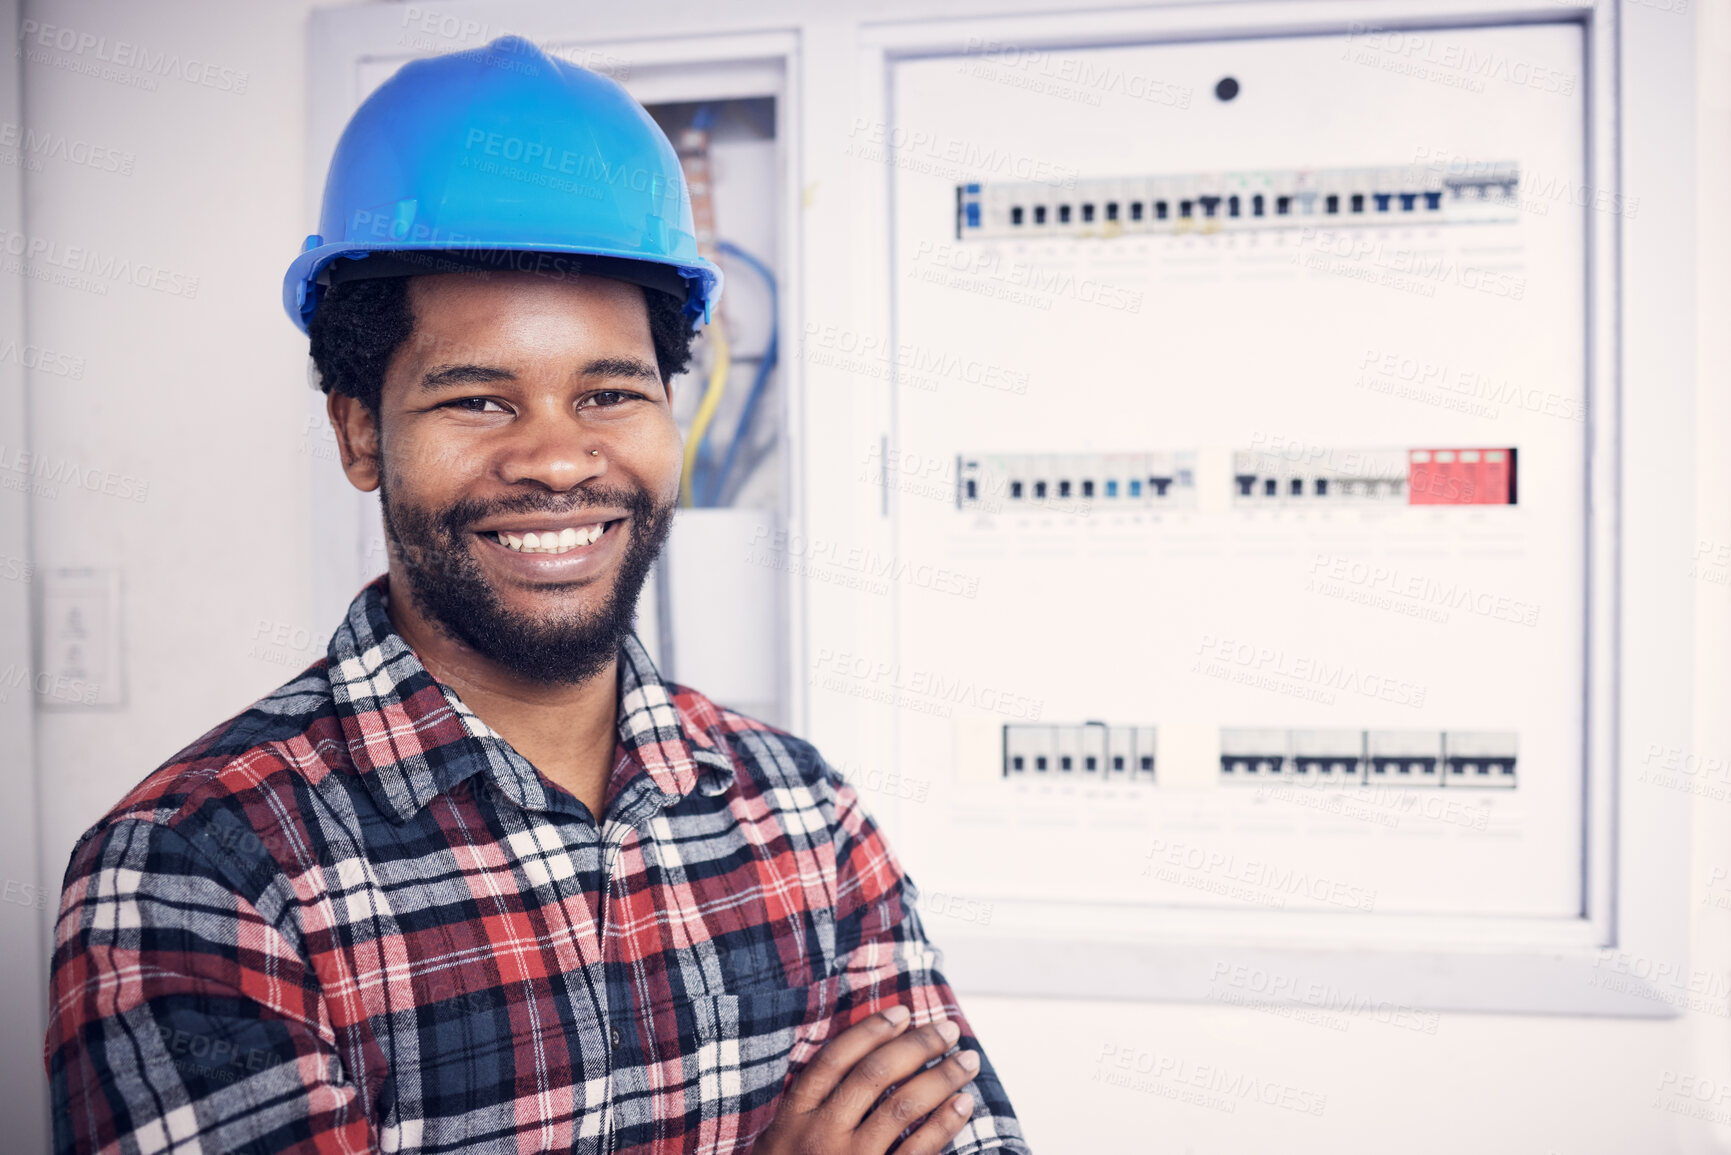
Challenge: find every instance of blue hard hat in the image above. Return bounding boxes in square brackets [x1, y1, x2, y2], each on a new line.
[283, 35, 722, 334]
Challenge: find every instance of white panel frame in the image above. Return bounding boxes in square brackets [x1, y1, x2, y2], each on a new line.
[303, 0, 1692, 1015]
[863, 0, 1682, 1016]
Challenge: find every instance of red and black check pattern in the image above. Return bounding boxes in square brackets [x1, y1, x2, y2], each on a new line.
[46, 578, 1028, 1154]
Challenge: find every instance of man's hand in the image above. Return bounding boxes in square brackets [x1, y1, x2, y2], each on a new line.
[751, 1004, 980, 1154]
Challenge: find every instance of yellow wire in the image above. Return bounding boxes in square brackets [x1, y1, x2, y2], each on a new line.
[680, 323, 731, 507]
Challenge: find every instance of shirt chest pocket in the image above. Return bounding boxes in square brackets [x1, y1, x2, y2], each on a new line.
[700, 904, 836, 994]
[687, 973, 845, 1145]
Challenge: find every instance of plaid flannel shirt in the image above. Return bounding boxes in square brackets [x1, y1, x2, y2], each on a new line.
[46, 578, 1028, 1154]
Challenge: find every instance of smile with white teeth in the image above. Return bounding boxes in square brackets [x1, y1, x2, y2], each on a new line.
[490, 524, 607, 554]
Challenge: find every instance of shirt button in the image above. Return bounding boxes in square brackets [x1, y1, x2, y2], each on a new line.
[610, 1026, 623, 1049]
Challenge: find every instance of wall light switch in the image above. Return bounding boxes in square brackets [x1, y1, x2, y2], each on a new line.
[38, 567, 122, 708]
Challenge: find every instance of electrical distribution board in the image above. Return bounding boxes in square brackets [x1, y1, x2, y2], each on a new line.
[879, 25, 1586, 949]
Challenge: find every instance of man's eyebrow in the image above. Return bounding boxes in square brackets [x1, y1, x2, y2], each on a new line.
[580, 356, 662, 385]
[416, 357, 662, 392]
[420, 364, 516, 391]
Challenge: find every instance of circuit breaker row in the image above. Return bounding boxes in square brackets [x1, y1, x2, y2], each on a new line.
[955, 162, 1521, 240]
[1232, 447, 1516, 506]
[1003, 722, 1158, 780]
[958, 452, 1198, 510]
[956, 448, 1516, 510]
[1220, 728, 1517, 787]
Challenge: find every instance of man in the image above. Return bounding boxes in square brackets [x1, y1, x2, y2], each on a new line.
[44, 35, 1029, 1155]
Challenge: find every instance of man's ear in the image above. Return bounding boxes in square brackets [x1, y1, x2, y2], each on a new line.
[327, 391, 381, 492]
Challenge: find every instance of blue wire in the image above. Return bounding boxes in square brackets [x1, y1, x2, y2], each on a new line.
[708, 239, 779, 507]
[685, 101, 724, 506]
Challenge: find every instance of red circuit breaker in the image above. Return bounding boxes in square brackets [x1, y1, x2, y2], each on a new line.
[1408, 448, 1516, 505]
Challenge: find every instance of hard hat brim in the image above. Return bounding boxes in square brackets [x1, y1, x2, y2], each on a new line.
[285, 240, 722, 335]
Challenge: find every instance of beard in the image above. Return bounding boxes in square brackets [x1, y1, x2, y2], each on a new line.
[379, 471, 673, 685]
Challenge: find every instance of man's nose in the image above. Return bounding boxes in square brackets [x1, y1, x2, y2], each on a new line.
[494, 413, 605, 491]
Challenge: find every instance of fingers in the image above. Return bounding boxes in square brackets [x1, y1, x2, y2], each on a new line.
[825, 1018, 963, 1130]
[783, 1004, 913, 1114]
[892, 1092, 977, 1155]
[856, 1043, 981, 1150]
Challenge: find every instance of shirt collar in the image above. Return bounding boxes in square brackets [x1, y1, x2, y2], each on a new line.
[326, 577, 736, 824]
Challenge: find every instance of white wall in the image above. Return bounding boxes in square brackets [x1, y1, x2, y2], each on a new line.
[9, 0, 1727, 1152]
[0, 0, 41, 1148]
[16, 0, 362, 1144]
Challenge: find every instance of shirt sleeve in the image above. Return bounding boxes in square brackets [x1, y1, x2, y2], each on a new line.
[45, 817, 377, 1154]
[816, 767, 1033, 1155]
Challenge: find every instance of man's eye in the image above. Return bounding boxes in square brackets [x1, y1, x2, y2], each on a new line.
[586, 391, 637, 408]
[447, 397, 508, 413]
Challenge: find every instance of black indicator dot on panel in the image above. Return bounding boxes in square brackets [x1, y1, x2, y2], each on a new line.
[1058, 480, 1072, 498]
[1013, 756, 1025, 771]
[1060, 756, 1073, 771]
[1085, 756, 1097, 771]
[1374, 193, 1392, 212]
[1425, 191, 1443, 210]
[1150, 476, 1172, 496]
[1179, 200, 1194, 218]
[1228, 194, 1241, 217]
[1315, 478, 1328, 496]
[1081, 479, 1095, 498]
[1035, 756, 1048, 771]
[1215, 76, 1239, 101]
[1034, 205, 1048, 225]
[1199, 196, 1220, 218]
[965, 479, 977, 500]
[1276, 195, 1291, 215]
[1010, 481, 1024, 499]
[1235, 475, 1256, 496]
[1350, 193, 1365, 213]
[1325, 194, 1340, 214]
[1130, 202, 1144, 221]
[1290, 477, 1303, 496]
[1154, 200, 1169, 220]
[1011, 206, 1025, 226]
[1081, 203, 1096, 223]
[1263, 478, 1277, 496]
[1140, 756, 1154, 771]
[1058, 204, 1072, 224]
[1033, 481, 1048, 499]
[1399, 193, 1418, 212]
[1113, 755, 1125, 771]
[1105, 201, 1119, 221]
[1252, 193, 1265, 217]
